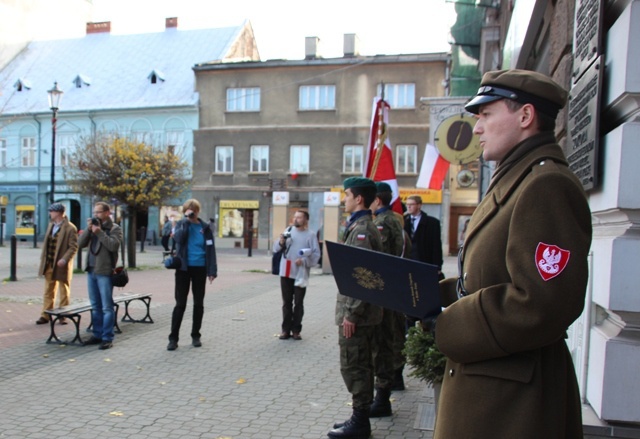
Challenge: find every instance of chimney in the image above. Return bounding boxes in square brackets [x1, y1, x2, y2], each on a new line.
[343, 33, 360, 57]
[86, 21, 111, 34]
[305, 36, 321, 60]
[166, 17, 178, 29]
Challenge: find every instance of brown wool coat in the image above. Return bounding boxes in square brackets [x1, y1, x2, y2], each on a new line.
[435, 133, 592, 439]
[38, 216, 78, 282]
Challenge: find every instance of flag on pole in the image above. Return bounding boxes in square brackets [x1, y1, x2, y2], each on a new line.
[416, 143, 450, 190]
[364, 96, 403, 214]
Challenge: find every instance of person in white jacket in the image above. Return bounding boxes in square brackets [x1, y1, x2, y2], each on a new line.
[273, 210, 320, 340]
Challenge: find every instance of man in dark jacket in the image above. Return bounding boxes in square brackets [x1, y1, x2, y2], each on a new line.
[434, 70, 592, 438]
[403, 195, 443, 277]
[78, 201, 122, 350]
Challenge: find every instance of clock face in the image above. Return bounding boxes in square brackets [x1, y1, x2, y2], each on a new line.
[434, 114, 482, 164]
[456, 169, 475, 187]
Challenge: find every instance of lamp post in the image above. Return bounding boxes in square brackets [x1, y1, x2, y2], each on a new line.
[47, 82, 64, 205]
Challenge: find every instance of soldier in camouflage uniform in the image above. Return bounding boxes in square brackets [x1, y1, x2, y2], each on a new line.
[368, 182, 404, 418]
[328, 177, 383, 439]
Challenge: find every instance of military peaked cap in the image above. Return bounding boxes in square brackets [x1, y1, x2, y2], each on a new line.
[465, 69, 568, 119]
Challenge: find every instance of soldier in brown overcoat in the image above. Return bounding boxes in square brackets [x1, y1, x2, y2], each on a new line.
[433, 70, 592, 438]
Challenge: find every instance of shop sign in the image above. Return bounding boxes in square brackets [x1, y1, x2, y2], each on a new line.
[220, 200, 259, 209]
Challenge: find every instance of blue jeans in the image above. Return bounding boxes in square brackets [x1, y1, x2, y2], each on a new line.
[87, 270, 115, 342]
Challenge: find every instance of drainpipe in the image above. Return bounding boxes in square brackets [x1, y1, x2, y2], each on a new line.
[33, 115, 43, 239]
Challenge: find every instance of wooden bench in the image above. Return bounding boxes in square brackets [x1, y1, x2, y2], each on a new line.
[44, 292, 153, 345]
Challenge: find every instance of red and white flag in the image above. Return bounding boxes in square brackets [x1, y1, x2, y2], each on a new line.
[416, 143, 449, 190]
[364, 97, 403, 214]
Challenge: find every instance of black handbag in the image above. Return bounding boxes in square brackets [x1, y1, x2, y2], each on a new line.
[271, 250, 283, 275]
[110, 233, 129, 288]
[164, 255, 182, 269]
[111, 266, 129, 288]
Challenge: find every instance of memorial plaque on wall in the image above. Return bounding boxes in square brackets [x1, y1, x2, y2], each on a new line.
[572, 0, 603, 82]
[566, 56, 602, 191]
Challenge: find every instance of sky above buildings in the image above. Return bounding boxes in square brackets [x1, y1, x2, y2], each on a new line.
[89, 0, 457, 60]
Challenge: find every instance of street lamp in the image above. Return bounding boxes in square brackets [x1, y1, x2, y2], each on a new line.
[47, 82, 64, 205]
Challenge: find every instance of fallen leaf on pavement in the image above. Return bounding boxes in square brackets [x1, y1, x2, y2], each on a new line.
[235, 378, 246, 384]
[109, 411, 124, 417]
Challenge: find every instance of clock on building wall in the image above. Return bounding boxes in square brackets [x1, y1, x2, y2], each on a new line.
[433, 114, 482, 165]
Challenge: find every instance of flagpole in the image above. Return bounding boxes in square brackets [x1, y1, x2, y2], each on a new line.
[369, 82, 386, 179]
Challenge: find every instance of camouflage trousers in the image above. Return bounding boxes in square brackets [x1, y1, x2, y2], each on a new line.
[372, 309, 395, 390]
[339, 324, 376, 410]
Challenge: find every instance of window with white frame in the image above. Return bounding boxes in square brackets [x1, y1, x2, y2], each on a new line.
[299, 85, 336, 110]
[21, 137, 36, 167]
[0, 139, 6, 167]
[250, 145, 269, 173]
[378, 83, 416, 109]
[215, 146, 234, 173]
[396, 144, 417, 174]
[226, 87, 261, 112]
[342, 145, 363, 174]
[290, 145, 310, 173]
[57, 134, 75, 167]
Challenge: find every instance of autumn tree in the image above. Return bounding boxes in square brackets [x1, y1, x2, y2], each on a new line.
[68, 134, 189, 267]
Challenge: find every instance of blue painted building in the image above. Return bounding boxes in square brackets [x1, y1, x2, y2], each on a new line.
[0, 18, 259, 241]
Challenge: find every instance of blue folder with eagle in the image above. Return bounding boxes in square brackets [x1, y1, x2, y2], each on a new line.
[325, 240, 442, 319]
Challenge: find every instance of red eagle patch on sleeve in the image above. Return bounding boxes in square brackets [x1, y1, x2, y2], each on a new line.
[535, 242, 571, 281]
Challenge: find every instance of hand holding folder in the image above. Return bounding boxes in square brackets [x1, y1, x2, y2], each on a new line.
[325, 240, 442, 319]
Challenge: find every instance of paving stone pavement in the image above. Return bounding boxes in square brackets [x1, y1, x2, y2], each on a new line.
[1, 242, 449, 439]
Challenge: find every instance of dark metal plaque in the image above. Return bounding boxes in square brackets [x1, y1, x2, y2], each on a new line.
[566, 56, 602, 191]
[572, 0, 603, 82]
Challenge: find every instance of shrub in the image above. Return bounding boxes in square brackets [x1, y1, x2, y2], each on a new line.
[403, 325, 446, 385]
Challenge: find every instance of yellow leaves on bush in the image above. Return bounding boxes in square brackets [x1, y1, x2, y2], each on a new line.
[67, 133, 189, 209]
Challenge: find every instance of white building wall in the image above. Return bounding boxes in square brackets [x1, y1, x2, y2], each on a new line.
[584, 0, 640, 423]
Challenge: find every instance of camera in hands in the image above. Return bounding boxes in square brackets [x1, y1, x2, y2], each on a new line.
[90, 217, 101, 226]
[185, 212, 195, 219]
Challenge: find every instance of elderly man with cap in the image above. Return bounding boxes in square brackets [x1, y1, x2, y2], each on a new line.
[328, 177, 383, 439]
[431, 70, 592, 438]
[36, 203, 78, 325]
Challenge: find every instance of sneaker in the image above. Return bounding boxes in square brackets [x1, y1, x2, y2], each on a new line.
[35, 317, 49, 325]
[167, 340, 178, 351]
[99, 341, 113, 350]
[192, 338, 202, 348]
